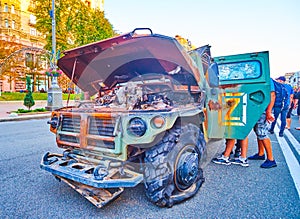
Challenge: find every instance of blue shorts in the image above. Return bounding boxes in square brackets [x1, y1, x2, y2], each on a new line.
[253, 112, 271, 140]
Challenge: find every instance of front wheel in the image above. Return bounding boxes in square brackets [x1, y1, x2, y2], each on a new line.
[143, 123, 206, 207]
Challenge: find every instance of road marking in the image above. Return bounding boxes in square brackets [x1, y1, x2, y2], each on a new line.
[285, 128, 300, 157]
[275, 124, 300, 198]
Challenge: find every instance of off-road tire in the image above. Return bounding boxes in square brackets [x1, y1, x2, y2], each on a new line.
[143, 123, 206, 207]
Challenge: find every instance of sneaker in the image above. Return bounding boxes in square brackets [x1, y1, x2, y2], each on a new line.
[212, 156, 231, 165]
[230, 157, 249, 167]
[248, 153, 265, 160]
[279, 133, 284, 137]
[269, 130, 274, 134]
[260, 159, 277, 168]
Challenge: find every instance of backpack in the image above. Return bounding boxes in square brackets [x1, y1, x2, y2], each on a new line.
[272, 79, 289, 109]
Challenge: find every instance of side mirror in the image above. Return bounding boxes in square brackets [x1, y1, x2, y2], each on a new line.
[207, 62, 219, 88]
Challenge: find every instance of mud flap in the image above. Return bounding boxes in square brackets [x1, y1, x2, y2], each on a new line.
[57, 176, 124, 208]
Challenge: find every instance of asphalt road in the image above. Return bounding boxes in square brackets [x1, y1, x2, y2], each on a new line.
[0, 119, 300, 218]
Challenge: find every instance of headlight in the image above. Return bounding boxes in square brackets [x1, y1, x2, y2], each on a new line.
[151, 116, 165, 129]
[127, 117, 147, 137]
[47, 116, 59, 129]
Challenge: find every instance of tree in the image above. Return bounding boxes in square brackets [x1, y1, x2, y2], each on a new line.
[30, 0, 116, 53]
[24, 76, 35, 110]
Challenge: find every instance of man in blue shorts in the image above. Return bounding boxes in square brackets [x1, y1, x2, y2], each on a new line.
[248, 79, 277, 168]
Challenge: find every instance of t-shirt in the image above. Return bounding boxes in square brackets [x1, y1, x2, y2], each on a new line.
[283, 84, 294, 105]
[270, 79, 275, 92]
[294, 91, 300, 100]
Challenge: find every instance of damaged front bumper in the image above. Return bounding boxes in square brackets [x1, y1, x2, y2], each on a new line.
[40, 151, 143, 208]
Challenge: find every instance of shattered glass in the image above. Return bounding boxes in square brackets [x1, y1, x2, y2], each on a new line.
[218, 61, 261, 81]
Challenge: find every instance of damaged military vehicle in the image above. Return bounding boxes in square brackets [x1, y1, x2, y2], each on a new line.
[41, 28, 272, 208]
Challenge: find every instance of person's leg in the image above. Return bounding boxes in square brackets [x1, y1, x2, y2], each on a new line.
[212, 139, 235, 165]
[240, 137, 248, 159]
[255, 113, 277, 168]
[258, 138, 274, 161]
[259, 137, 277, 168]
[231, 137, 249, 167]
[249, 113, 267, 160]
[279, 109, 288, 135]
[269, 107, 281, 133]
[223, 139, 235, 157]
[286, 118, 291, 129]
[234, 140, 241, 157]
[286, 103, 293, 129]
[257, 138, 265, 156]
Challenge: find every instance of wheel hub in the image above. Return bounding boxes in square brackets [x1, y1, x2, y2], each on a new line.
[175, 147, 199, 191]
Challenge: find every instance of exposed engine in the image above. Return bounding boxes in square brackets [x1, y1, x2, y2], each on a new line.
[92, 76, 201, 111]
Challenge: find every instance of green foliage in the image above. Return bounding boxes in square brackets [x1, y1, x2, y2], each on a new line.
[16, 108, 47, 113]
[31, 0, 116, 53]
[23, 76, 35, 110]
[0, 92, 81, 101]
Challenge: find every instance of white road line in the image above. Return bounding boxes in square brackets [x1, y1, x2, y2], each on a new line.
[274, 124, 300, 198]
[285, 128, 300, 157]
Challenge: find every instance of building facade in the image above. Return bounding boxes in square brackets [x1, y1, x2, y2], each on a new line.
[0, 0, 104, 93]
[0, 0, 47, 92]
[288, 71, 300, 89]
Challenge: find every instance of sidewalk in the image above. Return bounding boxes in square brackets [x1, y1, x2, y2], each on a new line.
[0, 100, 74, 122]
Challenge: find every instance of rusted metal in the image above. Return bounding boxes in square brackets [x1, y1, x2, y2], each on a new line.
[41, 28, 271, 208]
[207, 100, 222, 111]
[58, 176, 124, 208]
[219, 84, 238, 89]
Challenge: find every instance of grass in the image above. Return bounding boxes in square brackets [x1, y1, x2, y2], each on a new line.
[13, 108, 48, 114]
[0, 92, 81, 101]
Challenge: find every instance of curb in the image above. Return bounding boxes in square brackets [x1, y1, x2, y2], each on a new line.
[0, 113, 51, 122]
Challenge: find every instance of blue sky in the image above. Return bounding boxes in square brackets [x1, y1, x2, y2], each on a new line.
[104, 0, 300, 78]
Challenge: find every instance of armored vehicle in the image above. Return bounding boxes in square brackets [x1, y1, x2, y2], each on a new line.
[41, 28, 271, 208]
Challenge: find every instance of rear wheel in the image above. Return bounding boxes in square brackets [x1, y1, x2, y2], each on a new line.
[143, 123, 206, 207]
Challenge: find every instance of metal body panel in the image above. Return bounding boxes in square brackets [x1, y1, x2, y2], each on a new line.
[41, 153, 143, 188]
[41, 28, 272, 208]
[215, 51, 270, 139]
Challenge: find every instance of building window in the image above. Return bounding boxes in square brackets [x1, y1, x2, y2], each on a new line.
[4, 3, 8, 12]
[30, 28, 36, 36]
[11, 20, 15, 29]
[11, 5, 15, 13]
[5, 19, 9, 28]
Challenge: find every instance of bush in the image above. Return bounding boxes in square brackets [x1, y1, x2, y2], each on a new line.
[15, 108, 47, 114]
[0, 92, 81, 101]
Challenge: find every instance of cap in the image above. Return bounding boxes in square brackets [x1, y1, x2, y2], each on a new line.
[276, 76, 286, 82]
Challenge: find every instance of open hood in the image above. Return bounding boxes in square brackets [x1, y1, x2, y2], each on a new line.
[58, 29, 201, 96]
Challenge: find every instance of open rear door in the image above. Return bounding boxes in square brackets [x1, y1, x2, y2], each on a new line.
[213, 51, 271, 140]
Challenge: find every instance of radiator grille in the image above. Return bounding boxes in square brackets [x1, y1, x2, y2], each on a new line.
[61, 116, 81, 133]
[60, 134, 79, 143]
[89, 117, 115, 137]
[87, 139, 115, 149]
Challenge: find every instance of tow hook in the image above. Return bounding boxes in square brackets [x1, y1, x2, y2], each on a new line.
[43, 152, 58, 165]
[93, 164, 109, 180]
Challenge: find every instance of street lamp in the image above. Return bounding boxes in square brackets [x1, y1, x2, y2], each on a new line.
[46, 0, 62, 111]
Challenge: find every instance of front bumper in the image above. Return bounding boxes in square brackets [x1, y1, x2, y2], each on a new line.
[40, 152, 143, 188]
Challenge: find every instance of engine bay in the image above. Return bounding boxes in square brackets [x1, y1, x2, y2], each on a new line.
[90, 74, 203, 111]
